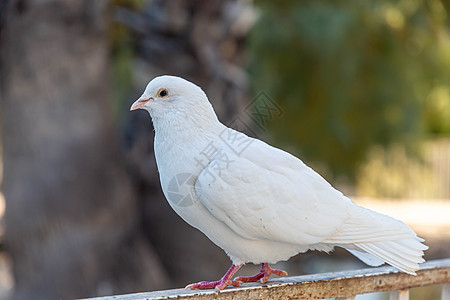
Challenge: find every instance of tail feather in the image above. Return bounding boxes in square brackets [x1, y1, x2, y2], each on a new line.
[355, 238, 427, 274]
[357, 243, 416, 274]
[327, 205, 428, 274]
[346, 249, 385, 266]
[330, 231, 412, 243]
[383, 240, 427, 259]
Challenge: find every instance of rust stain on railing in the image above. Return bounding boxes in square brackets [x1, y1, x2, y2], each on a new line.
[84, 258, 450, 300]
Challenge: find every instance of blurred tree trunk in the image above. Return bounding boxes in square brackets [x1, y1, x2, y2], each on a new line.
[0, 1, 168, 299]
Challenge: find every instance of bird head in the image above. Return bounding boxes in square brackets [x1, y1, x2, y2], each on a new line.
[130, 75, 219, 128]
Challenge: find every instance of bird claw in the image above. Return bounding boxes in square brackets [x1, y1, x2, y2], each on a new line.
[185, 283, 196, 290]
[261, 269, 288, 283]
[234, 263, 288, 284]
[185, 264, 243, 290]
[185, 279, 242, 291]
[217, 279, 243, 290]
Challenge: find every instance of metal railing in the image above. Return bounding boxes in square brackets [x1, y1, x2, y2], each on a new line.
[85, 258, 450, 300]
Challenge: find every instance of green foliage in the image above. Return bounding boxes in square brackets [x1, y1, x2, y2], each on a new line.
[248, 0, 450, 180]
[110, 31, 134, 121]
[357, 145, 434, 198]
[109, 0, 145, 121]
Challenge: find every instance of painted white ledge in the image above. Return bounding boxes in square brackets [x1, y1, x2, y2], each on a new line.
[83, 258, 450, 300]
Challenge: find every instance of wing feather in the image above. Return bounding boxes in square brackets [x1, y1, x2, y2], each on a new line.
[195, 136, 349, 245]
[193, 129, 427, 272]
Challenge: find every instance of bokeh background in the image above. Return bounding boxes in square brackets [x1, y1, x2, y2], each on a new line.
[0, 0, 449, 299]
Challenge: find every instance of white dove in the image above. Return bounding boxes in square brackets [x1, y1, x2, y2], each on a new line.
[130, 75, 427, 291]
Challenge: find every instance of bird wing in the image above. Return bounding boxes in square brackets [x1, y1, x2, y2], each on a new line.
[194, 130, 426, 273]
[195, 133, 351, 245]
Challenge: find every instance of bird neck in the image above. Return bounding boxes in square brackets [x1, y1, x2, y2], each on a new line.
[152, 110, 223, 136]
[152, 111, 226, 181]
[151, 107, 226, 159]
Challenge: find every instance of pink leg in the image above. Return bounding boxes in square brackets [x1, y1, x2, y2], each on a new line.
[235, 263, 288, 284]
[185, 264, 243, 291]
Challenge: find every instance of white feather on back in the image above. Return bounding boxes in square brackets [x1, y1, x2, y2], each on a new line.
[195, 128, 427, 272]
[196, 132, 349, 246]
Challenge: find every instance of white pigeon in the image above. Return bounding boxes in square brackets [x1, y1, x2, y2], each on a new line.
[130, 75, 427, 291]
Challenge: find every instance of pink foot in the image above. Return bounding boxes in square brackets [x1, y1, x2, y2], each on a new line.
[235, 263, 288, 284]
[185, 264, 243, 291]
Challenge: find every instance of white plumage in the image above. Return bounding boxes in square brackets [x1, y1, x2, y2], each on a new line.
[130, 75, 427, 290]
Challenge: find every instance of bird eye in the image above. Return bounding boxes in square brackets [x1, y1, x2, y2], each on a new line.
[158, 88, 168, 97]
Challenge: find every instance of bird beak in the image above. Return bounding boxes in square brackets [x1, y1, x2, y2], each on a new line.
[130, 97, 153, 111]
